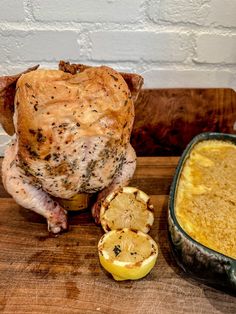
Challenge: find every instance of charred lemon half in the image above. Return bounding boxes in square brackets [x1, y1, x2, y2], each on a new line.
[98, 228, 158, 281]
[100, 187, 154, 233]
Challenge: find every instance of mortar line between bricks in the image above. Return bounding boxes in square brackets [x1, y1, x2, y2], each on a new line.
[147, 19, 236, 32]
[22, 0, 35, 22]
[0, 22, 235, 35]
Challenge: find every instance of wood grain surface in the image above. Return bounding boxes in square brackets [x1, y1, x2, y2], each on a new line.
[0, 158, 235, 314]
[132, 88, 236, 156]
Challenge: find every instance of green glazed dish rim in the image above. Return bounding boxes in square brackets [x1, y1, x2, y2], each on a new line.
[169, 132, 236, 263]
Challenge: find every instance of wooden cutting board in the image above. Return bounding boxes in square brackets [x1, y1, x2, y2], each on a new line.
[0, 157, 235, 313]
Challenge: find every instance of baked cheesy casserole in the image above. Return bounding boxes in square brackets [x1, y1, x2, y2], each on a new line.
[176, 140, 236, 259]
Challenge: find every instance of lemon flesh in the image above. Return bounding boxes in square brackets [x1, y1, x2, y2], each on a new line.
[98, 228, 158, 280]
[100, 187, 154, 233]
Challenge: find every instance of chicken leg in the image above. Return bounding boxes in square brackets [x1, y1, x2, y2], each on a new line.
[2, 142, 68, 233]
[91, 143, 136, 223]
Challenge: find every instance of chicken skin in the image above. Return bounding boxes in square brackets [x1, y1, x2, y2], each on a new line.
[0, 63, 143, 233]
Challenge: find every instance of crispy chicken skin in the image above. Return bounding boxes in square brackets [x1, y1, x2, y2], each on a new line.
[1, 63, 143, 233]
[0, 65, 39, 135]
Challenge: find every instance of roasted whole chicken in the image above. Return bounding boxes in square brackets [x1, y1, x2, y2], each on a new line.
[0, 62, 143, 233]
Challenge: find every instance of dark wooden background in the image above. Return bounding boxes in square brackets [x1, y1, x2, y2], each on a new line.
[131, 88, 236, 156]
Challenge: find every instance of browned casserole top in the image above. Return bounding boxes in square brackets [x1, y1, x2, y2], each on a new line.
[176, 140, 236, 259]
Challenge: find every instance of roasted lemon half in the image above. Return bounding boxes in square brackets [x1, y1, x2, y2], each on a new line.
[100, 187, 154, 233]
[98, 228, 158, 281]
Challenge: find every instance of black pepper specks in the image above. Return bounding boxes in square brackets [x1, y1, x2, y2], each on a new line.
[44, 154, 51, 161]
[29, 129, 36, 135]
[113, 245, 121, 256]
[37, 129, 46, 143]
[110, 74, 118, 81]
[25, 144, 39, 158]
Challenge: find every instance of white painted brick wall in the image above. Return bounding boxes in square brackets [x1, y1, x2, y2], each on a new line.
[208, 0, 236, 28]
[32, 0, 143, 23]
[148, 0, 210, 26]
[195, 34, 236, 64]
[90, 31, 191, 62]
[0, 0, 235, 154]
[0, 30, 80, 62]
[148, 0, 236, 28]
[0, 0, 25, 22]
[143, 69, 235, 89]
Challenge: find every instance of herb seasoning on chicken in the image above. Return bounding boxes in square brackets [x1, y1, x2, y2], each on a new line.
[0, 61, 143, 233]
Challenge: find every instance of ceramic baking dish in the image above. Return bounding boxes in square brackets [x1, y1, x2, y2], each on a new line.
[168, 132, 236, 293]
